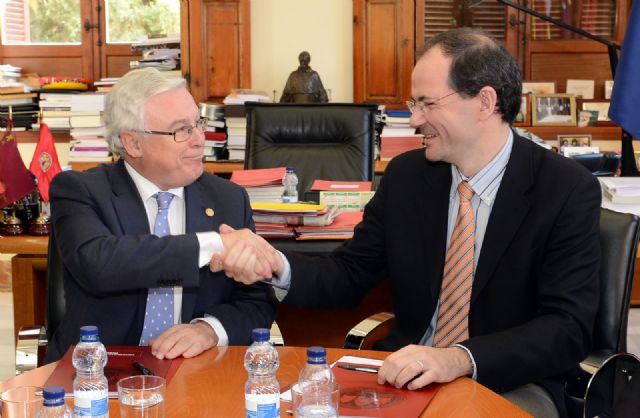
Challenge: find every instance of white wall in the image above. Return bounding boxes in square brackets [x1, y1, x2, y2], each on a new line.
[250, 0, 353, 102]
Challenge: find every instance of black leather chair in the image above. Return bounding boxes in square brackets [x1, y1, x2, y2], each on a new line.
[571, 153, 605, 174]
[244, 102, 378, 195]
[564, 208, 640, 417]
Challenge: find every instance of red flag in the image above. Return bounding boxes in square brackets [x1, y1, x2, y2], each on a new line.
[29, 123, 62, 202]
[0, 119, 35, 208]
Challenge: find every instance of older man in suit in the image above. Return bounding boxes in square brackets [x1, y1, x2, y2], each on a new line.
[217, 28, 600, 417]
[46, 68, 278, 362]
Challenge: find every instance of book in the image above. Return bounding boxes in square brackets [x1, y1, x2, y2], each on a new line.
[44, 345, 183, 398]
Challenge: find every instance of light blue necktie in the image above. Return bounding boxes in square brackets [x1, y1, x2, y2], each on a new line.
[140, 192, 175, 346]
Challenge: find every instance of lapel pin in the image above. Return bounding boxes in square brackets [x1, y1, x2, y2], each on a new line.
[205, 208, 215, 217]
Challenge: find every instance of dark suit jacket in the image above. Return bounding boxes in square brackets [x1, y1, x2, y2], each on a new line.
[45, 160, 276, 362]
[283, 133, 601, 416]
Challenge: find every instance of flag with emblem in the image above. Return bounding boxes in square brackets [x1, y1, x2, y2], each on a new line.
[0, 119, 35, 208]
[29, 122, 61, 202]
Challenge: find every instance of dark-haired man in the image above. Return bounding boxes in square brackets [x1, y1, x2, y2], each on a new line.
[218, 28, 600, 417]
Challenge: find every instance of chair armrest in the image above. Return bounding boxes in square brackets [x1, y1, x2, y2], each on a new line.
[343, 312, 394, 350]
[15, 325, 47, 375]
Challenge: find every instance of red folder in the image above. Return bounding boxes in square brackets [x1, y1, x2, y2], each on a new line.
[230, 167, 287, 187]
[334, 362, 440, 417]
[44, 345, 183, 398]
[311, 180, 373, 191]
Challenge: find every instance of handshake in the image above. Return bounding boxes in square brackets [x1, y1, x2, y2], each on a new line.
[209, 224, 284, 284]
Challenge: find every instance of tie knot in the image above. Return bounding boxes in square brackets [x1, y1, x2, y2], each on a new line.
[457, 181, 473, 202]
[155, 192, 174, 211]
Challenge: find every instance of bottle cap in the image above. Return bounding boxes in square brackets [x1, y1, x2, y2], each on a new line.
[306, 346, 327, 364]
[43, 386, 65, 406]
[79, 325, 99, 342]
[251, 328, 270, 342]
[286, 167, 295, 173]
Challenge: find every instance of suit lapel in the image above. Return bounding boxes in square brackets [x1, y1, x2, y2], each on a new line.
[421, 162, 452, 303]
[109, 160, 149, 235]
[472, 134, 534, 303]
[182, 177, 220, 319]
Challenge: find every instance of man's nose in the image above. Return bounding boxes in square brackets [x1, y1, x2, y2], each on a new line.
[409, 110, 425, 129]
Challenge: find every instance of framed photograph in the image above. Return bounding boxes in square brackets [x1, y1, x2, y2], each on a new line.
[578, 110, 599, 127]
[522, 81, 556, 94]
[604, 80, 614, 99]
[513, 94, 531, 126]
[532, 94, 577, 126]
[558, 134, 592, 148]
[579, 99, 611, 123]
[566, 79, 595, 99]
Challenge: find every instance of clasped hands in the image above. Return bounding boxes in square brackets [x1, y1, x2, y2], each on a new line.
[209, 224, 283, 284]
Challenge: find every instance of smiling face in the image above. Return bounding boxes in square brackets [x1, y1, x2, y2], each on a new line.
[409, 46, 483, 168]
[123, 88, 204, 190]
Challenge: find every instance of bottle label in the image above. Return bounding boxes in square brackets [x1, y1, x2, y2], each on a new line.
[245, 393, 280, 418]
[282, 194, 298, 203]
[74, 389, 108, 417]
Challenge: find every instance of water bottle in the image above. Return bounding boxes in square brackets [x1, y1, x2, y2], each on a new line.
[244, 328, 280, 418]
[72, 326, 108, 418]
[35, 386, 73, 418]
[282, 167, 299, 203]
[295, 346, 337, 418]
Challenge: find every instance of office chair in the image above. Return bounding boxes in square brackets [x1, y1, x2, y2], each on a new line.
[571, 153, 605, 174]
[564, 208, 640, 417]
[244, 102, 378, 195]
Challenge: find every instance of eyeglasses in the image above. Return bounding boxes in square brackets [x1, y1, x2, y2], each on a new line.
[134, 117, 208, 143]
[406, 91, 459, 114]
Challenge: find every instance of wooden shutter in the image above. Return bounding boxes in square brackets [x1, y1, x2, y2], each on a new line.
[422, 0, 506, 42]
[3, 0, 29, 43]
[532, 0, 616, 40]
[579, 0, 616, 38]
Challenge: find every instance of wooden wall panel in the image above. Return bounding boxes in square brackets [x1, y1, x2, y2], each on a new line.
[206, 2, 240, 99]
[366, 2, 398, 98]
[530, 53, 612, 98]
[2, 57, 84, 77]
[105, 55, 137, 78]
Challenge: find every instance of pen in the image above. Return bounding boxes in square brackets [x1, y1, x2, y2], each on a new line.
[132, 361, 155, 376]
[337, 364, 379, 374]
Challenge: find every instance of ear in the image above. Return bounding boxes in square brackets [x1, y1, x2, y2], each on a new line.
[120, 131, 143, 158]
[478, 86, 498, 120]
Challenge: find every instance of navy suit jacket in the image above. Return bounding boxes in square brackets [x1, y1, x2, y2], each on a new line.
[283, 133, 601, 416]
[45, 160, 276, 362]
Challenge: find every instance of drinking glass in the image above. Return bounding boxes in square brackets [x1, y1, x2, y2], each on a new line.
[117, 375, 166, 418]
[291, 382, 340, 418]
[0, 386, 43, 418]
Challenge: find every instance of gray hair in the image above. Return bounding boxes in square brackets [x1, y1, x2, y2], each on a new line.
[104, 68, 186, 157]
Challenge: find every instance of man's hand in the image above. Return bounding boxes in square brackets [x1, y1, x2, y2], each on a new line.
[210, 224, 283, 284]
[377, 345, 473, 390]
[149, 321, 218, 360]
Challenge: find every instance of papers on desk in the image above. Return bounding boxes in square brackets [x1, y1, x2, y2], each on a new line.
[600, 177, 640, 204]
[230, 167, 287, 203]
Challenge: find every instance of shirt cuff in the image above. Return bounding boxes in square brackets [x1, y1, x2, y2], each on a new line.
[454, 344, 477, 380]
[196, 231, 224, 268]
[262, 251, 291, 302]
[192, 316, 229, 346]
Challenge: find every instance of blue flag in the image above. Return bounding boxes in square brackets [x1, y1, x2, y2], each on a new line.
[609, 2, 640, 139]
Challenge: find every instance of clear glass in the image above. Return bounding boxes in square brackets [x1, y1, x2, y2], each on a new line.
[1, 0, 81, 45]
[1, 386, 44, 418]
[105, 0, 180, 44]
[117, 375, 166, 418]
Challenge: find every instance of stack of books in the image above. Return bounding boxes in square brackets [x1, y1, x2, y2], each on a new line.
[225, 104, 247, 161]
[0, 64, 25, 92]
[93, 77, 120, 93]
[600, 177, 640, 204]
[130, 35, 181, 71]
[0, 92, 38, 130]
[250, 202, 335, 239]
[380, 110, 423, 161]
[200, 103, 226, 161]
[230, 167, 286, 203]
[38, 92, 74, 130]
[68, 93, 110, 163]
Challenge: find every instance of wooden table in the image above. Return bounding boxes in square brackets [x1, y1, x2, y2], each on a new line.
[0, 346, 530, 417]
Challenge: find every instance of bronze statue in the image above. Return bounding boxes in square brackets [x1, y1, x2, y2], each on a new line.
[280, 51, 329, 103]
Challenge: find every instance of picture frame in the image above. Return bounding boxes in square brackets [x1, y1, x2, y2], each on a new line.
[558, 134, 592, 148]
[566, 79, 595, 99]
[578, 110, 599, 127]
[604, 80, 614, 100]
[579, 99, 611, 123]
[532, 94, 577, 126]
[513, 93, 531, 126]
[522, 81, 556, 94]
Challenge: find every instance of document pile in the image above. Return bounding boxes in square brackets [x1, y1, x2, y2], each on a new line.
[251, 202, 337, 239]
[600, 177, 640, 204]
[230, 167, 287, 203]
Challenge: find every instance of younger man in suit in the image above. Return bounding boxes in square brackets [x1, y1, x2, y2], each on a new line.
[46, 68, 278, 362]
[217, 28, 601, 417]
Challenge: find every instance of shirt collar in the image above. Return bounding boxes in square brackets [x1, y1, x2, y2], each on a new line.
[451, 129, 513, 205]
[124, 161, 184, 203]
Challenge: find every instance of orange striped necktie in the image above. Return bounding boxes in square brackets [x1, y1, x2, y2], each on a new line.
[433, 180, 475, 348]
